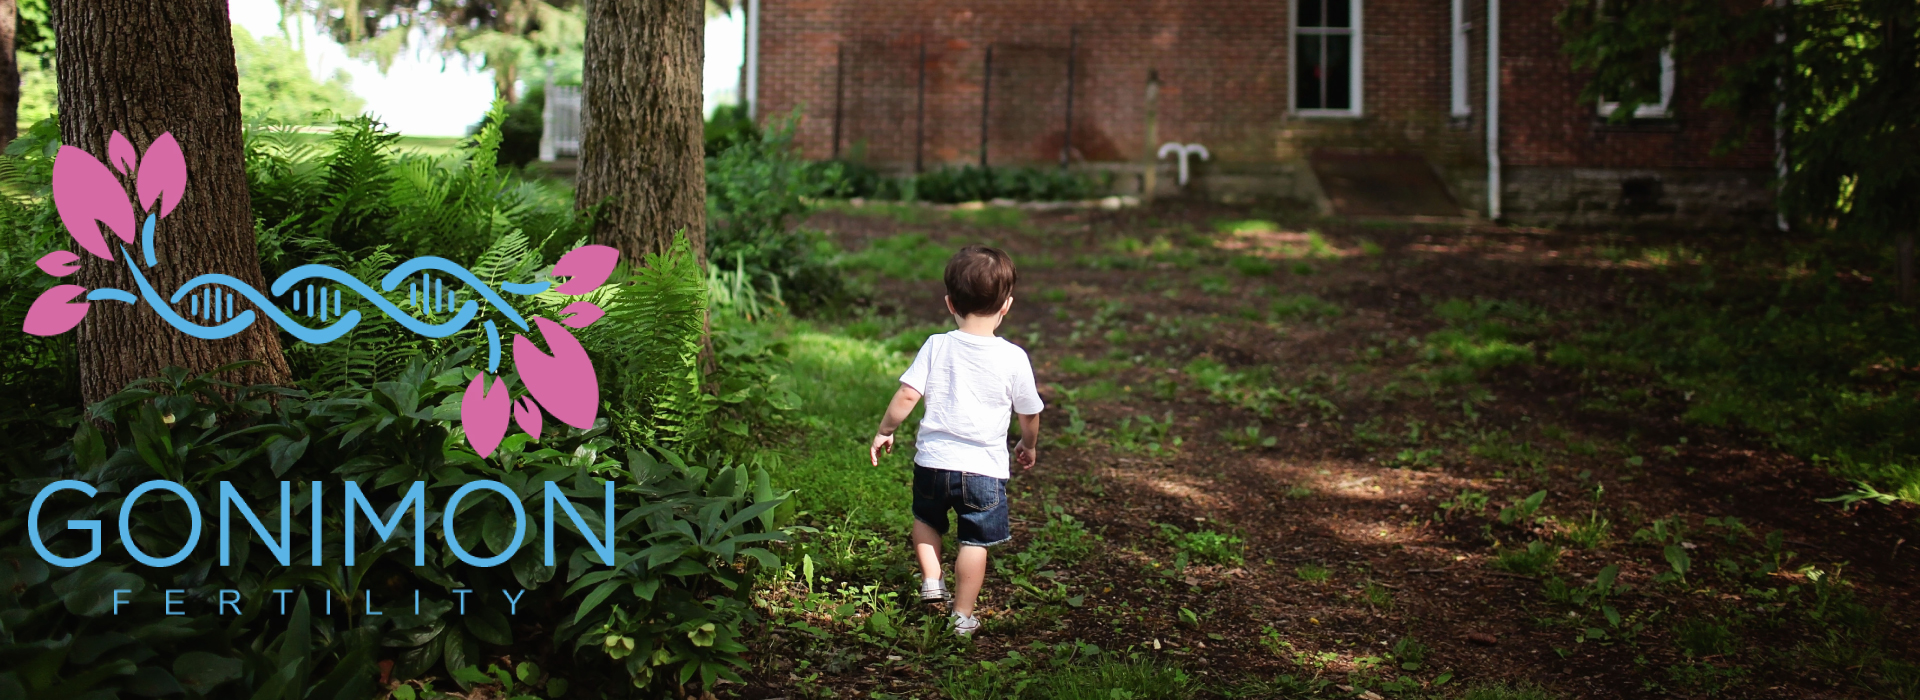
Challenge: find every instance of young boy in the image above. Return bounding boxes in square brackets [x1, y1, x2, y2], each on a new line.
[869, 245, 1044, 636]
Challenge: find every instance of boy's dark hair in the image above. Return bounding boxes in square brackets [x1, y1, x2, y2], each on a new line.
[944, 245, 1018, 317]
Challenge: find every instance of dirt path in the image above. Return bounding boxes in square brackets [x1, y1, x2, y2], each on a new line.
[749, 202, 1919, 699]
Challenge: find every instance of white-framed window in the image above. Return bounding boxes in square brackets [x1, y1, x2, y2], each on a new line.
[1597, 47, 1675, 119]
[1291, 0, 1363, 117]
[1449, 0, 1471, 117]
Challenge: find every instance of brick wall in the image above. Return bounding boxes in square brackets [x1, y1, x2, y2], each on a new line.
[1498, 0, 1774, 170]
[756, 0, 1775, 219]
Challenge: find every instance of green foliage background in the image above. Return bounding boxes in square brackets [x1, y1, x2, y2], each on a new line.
[15, 25, 365, 129]
[0, 105, 797, 698]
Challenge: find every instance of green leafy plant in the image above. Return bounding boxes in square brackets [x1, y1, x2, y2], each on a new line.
[1108, 411, 1182, 456]
[1499, 490, 1550, 526]
[1492, 541, 1562, 576]
[1220, 423, 1277, 450]
[1559, 511, 1613, 549]
[1157, 524, 1245, 567]
[1390, 636, 1430, 671]
[706, 112, 854, 313]
[3, 322, 788, 698]
[1440, 489, 1491, 515]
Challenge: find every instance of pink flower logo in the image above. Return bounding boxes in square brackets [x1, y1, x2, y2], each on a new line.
[23, 132, 186, 336]
[458, 245, 619, 458]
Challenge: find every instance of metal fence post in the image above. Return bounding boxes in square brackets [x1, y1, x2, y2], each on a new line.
[832, 43, 846, 160]
[539, 65, 556, 162]
[980, 45, 993, 168]
[1063, 27, 1077, 169]
[916, 38, 927, 173]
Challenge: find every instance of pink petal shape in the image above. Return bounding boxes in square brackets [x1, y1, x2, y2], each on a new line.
[552, 245, 620, 295]
[36, 250, 83, 277]
[52, 146, 136, 260]
[135, 133, 187, 218]
[512, 317, 599, 430]
[514, 396, 544, 440]
[23, 285, 90, 336]
[107, 132, 137, 175]
[558, 301, 605, 329]
[461, 373, 513, 458]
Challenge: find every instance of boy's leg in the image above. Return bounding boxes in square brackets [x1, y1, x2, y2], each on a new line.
[952, 544, 988, 617]
[910, 519, 945, 581]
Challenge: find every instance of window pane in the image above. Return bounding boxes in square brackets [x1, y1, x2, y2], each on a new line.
[1300, 0, 1323, 29]
[1296, 35, 1324, 110]
[1325, 34, 1352, 110]
[1327, 0, 1351, 28]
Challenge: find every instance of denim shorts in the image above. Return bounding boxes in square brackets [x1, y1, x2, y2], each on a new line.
[911, 465, 1011, 547]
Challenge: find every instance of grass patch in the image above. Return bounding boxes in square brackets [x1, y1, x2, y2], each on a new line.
[1548, 250, 1920, 503]
[943, 658, 1191, 700]
[1457, 682, 1560, 700]
[1228, 255, 1276, 276]
[1268, 293, 1342, 322]
[1212, 219, 1279, 234]
[1058, 355, 1118, 377]
[775, 327, 917, 529]
[838, 232, 951, 281]
[949, 206, 1030, 230]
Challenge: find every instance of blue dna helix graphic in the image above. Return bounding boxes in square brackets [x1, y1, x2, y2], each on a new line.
[84, 221, 550, 375]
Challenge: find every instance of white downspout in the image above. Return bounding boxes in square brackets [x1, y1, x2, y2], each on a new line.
[1485, 0, 1502, 220]
[745, 0, 761, 120]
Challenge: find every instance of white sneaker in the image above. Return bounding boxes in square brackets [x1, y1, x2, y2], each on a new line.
[951, 612, 980, 636]
[919, 579, 947, 605]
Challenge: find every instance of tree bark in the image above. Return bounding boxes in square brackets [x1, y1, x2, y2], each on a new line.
[576, 0, 706, 264]
[56, 0, 291, 405]
[0, 0, 18, 149]
[1900, 232, 1914, 305]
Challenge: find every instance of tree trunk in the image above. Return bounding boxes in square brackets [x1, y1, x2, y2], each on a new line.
[56, 0, 291, 405]
[1900, 232, 1914, 305]
[496, 62, 518, 103]
[0, 0, 18, 149]
[576, 0, 706, 264]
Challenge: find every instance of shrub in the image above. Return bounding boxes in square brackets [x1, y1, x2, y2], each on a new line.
[2, 353, 788, 697]
[830, 164, 1108, 203]
[705, 115, 852, 315]
[0, 121, 81, 466]
[248, 104, 588, 269]
[0, 112, 797, 697]
[487, 84, 549, 168]
[704, 103, 759, 158]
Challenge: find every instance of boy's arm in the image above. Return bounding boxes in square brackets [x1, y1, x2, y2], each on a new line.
[870, 383, 924, 466]
[1013, 412, 1041, 469]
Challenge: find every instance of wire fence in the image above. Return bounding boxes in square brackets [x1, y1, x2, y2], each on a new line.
[827, 33, 1087, 170]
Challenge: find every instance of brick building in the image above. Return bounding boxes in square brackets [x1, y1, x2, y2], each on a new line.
[741, 0, 1778, 225]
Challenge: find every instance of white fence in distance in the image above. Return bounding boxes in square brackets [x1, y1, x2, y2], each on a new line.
[540, 85, 582, 162]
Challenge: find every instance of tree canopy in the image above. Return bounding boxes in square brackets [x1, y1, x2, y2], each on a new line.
[235, 26, 365, 124]
[276, 0, 584, 100]
[1560, 0, 1920, 240]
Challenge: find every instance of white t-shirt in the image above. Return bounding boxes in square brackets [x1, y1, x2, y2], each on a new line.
[898, 330, 1045, 479]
